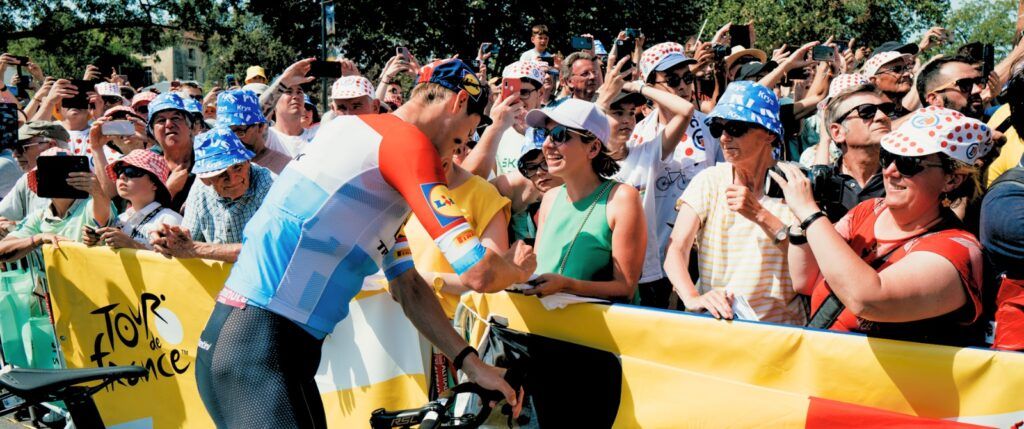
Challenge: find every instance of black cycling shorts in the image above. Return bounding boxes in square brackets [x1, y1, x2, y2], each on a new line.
[196, 302, 326, 428]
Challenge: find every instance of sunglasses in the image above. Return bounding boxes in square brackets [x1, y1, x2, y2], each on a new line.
[101, 95, 123, 105]
[545, 125, 595, 145]
[878, 64, 911, 76]
[932, 76, 987, 95]
[517, 158, 549, 178]
[115, 166, 149, 179]
[135, 106, 149, 115]
[709, 120, 760, 139]
[230, 124, 255, 136]
[879, 148, 946, 177]
[656, 72, 696, 88]
[835, 102, 896, 123]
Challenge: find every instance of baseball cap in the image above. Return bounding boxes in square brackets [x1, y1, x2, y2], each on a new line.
[502, 61, 546, 87]
[819, 73, 870, 111]
[192, 126, 256, 179]
[870, 41, 919, 58]
[417, 59, 491, 126]
[27, 147, 74, 195]
[734, 61, 778, 82]
[709, 81, 783, 142]
[242, 83, 269, 96]
[525, 98, 611, 144]
[863, 51, 913, 77]
[245, 66, 267, 83]
[609, 91, 647, 109]
[880, 106, 993, 164]
[217, 90, 266, 127]
[95, 82, 125, 104]
[330, 76, 375, 100]
[640, 42, 696, 83]
[131, 91, 157, 109]
[18, 121, 70, 143]
[106, 149, 171, 198]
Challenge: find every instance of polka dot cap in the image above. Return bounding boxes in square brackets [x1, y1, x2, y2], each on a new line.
[501, 61, 546, 86]
[862, 51, 912, 77]
[640, 42, 692, 82]
[330, 76, 376, 100]
[880, 106, 993, 164]
[818, 73, 869, 111]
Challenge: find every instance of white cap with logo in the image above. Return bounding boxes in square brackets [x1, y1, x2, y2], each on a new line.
[525, 99, 611, 144]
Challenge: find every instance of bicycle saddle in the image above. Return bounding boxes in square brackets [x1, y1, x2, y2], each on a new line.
[0, 366, 147, 397]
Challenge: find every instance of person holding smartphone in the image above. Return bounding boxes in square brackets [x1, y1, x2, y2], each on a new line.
[85, 149, 182, 249]
[0, 147, 115, 262]
[461, 60, 541, 178]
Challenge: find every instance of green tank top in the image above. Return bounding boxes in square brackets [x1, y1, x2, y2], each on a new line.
[535, 181, 615, 281]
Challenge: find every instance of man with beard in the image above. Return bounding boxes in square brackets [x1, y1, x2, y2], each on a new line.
[917, 56, 987, 119]
[863, 52, 916, 118]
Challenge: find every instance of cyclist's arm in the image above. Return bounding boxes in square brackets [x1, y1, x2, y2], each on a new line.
[388, 269, 516, 405]
[379, 135, 532, 293]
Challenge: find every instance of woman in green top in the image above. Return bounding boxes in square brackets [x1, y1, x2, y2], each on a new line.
[523, 99, 647, 300]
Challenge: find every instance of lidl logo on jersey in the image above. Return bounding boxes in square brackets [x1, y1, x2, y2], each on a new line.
[421, 183, 463, 228]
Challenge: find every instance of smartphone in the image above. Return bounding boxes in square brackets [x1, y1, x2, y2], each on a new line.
[64, 79, 95, 110]
[835, 40, 850, 52]
[539, 57, 555, 68]
[571, 36, 594, 51]
[982, 44, 995, 80]
[729, 24, 752, 48]
[624, 28, 641, 38]
[397, 46, 412, 63]
[696, 78, 715, 97]
[620, 56, 634, 74]
[34, 155, 91, 199]
[309, 60, 342, 78]
[0, 103, 17, 150]
[786, 67, 809, 81]
[83, 225, 100, 241]
[811, 45, 835, 62]
[780, 103, 798, 138]
[225, 74, 238, 87]
[500, 78, 522, 102]
[11, 56, 29, 66]
[101, 120, 135, 136]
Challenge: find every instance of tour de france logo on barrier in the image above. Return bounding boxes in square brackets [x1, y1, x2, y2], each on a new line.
[87, 292, 190, 387]
[420, 182, 462, 228]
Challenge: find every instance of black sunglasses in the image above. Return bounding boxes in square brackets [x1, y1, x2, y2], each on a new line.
[835, 102, 896, 123]
[878, 64, 911, 75]
[879, 148, 946, 177]
[656, 72, 696, 88]
[115, 166, 149, 179]
[546, 125, 595, 144]
[943, 76, 988, 94]
[517, 158, 549, 178]
[709, 120, 760, 139]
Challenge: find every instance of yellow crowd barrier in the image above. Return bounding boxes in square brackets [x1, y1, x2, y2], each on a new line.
[43, 243, 430, 428]
[458, 292, 1024, 428]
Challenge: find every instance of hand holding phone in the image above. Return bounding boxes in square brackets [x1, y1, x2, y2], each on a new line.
[500, 78, 522, 103]
[397, 46, 413, 64]
[309, 60, 343, 78]
[571, 36, 594, 51]
[811, 45, 835, 62]
[101, 120, 135, 136]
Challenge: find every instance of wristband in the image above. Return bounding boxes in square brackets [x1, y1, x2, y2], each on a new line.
[799, 211, 827, 231]
[638, 84, 644, 97]
[453, 346, 478, 371]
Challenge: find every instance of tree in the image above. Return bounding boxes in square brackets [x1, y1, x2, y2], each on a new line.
[698, 0, 948, 52]
[944, 0, 1018, 60]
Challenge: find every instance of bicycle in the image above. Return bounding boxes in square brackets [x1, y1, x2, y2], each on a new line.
[0, 365, 147, 429]
[370, 367, 527, 429]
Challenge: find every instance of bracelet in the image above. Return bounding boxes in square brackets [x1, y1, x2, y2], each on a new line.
[453, 346, 478, 371]
[799, 211, 827, 231]
[638, 83, 644, 97]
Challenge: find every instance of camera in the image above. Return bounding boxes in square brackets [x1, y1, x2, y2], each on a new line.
[765, 163, 845, 203]
[712, 44, 731, 62]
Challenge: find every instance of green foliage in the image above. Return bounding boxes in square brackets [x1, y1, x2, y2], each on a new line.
[700, 0, 948, 51]
[943, 0, 1018, 59]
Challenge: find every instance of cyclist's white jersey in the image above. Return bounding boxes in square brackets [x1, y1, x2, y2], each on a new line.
[224, 114, 486, 338]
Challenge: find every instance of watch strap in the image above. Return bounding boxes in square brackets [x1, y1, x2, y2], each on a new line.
[799, 211, 827, 231]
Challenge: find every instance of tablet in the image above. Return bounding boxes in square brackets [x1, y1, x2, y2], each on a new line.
[35, 155, 91, 199]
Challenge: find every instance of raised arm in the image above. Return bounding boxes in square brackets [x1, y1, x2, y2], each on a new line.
[460, 94, 523, 178]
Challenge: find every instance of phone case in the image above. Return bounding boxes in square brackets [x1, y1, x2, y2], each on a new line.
[35, 156, 91, 199]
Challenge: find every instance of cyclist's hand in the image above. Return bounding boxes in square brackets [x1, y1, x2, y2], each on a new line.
[504, 240, 536, 283]
[461, 355, 519, 417]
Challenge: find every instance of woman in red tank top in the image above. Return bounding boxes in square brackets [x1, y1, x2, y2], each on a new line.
[769, 107, 993, 346]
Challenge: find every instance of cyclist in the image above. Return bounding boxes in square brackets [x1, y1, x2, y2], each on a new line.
[195, 59, 535, 428]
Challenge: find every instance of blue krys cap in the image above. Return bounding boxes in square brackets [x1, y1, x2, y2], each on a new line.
[183, 97, 203, 114]
[216, 90, 266, 127]
[709, 81, 783, 141]
[147, 92, 189, 123]
[192, 126, 255, 179]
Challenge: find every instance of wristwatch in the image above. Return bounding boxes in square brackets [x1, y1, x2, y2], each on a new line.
[771, 225, 789, 245]
[788, 224, 808, 245]
[799, 211, 827, 231]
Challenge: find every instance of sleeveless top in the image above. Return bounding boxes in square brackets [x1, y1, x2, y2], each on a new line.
[535, 181, 615, 281]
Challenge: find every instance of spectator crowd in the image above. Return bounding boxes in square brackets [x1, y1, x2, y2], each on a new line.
[2, 20, 1024, 353]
